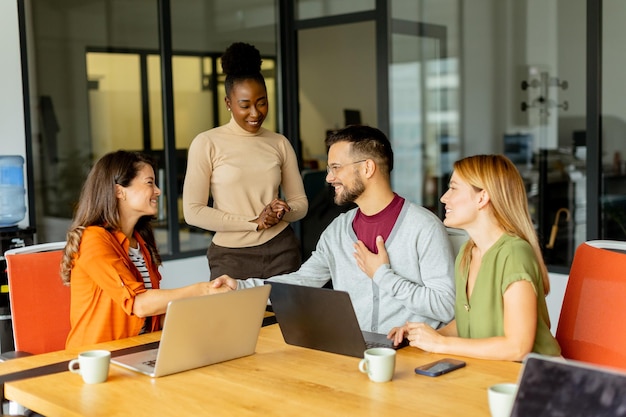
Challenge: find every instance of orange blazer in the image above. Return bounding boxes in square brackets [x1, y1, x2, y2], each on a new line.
[66, 226, 163, 349]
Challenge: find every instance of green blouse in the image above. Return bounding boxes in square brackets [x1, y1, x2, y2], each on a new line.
[454, 233, 561, 356]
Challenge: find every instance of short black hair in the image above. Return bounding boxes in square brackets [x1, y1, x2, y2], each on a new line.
[325, 125, 394, 175]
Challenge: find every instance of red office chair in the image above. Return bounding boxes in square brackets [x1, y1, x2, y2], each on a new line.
[2, 242, 69, 416]
[4, 242, 70, 355]
[556, 240, 626, 371]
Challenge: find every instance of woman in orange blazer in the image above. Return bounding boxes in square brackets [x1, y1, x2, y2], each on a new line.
[62, 150, 226, 348]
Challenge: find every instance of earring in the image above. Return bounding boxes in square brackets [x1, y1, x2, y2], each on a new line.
[227, 108, 231, 112]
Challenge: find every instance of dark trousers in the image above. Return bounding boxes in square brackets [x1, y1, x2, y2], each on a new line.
[208, 226, 302, 280]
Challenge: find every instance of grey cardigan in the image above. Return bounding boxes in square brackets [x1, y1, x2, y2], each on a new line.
[239, 200, 456, 334]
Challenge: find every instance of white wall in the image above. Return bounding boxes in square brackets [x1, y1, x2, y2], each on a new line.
[159, 256, 210, 289]
[546, 272, 568, 334]
[460, 0, 499, 155]
[0, 2, 25, 157]
[298, 21, 377, 162]
[0, 1, 29, 229]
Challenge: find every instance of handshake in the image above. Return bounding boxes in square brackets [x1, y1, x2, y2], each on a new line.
[207, 275, 239, 294]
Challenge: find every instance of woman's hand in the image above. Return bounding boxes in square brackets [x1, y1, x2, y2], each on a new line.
[387, 323, 409, 346]
[211, 275, 239, 291]
[190, 281, 232, 296]
[253, 198, 291, 230]
[405, 322, 445, 352]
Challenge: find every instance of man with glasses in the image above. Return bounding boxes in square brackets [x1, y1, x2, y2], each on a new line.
[213, 125, 455, 335]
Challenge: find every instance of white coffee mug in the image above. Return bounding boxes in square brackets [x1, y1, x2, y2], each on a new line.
[487, 383, 518, 417]
[358, 347, 396, 383]
[68, 350, 111, 384]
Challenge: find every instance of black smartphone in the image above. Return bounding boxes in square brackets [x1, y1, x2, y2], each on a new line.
[414, 358, 466, 377]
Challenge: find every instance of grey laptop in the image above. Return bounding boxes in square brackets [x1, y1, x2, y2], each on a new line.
[111, 285, 271, 377]
[267, 282, 407, 358]
[510, 353, 626, 416]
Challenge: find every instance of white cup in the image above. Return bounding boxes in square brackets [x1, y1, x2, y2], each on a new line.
[68, 350, 111, 384]
[358, 347, 396, 383]
[487, 383, 518, 417]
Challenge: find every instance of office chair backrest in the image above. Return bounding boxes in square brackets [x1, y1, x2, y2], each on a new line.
[300, 169, 354, 261]
[5, 242, 70, 354]
[555, 240, 626, 371]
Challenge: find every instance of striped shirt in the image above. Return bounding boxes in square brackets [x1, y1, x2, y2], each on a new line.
[129, 245, 152, 333]
[129, 246, 152, 289]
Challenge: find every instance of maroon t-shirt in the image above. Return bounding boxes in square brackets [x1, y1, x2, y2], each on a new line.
[352, 193, 405, 254]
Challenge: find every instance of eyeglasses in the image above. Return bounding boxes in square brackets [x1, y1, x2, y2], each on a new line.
[326, 160, 366, 176]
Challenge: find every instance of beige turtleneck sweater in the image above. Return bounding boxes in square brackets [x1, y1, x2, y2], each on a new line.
[183, 117, 308, 248]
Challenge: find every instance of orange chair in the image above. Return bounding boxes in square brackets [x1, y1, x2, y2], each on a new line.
[4, 242, 70, 355]
[555, 240, 626, 371]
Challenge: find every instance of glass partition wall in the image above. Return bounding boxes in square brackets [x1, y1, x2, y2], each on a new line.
[291, 0, 598, 271]
[30, 0, 161, 241]
[85, 49, 277, 253]
[20, 0, 623, 271]
[389, 23, 456, 216]
[294, 2, 460, 223]
[601, 1, 626, 245]
[27, 0, 278, 257]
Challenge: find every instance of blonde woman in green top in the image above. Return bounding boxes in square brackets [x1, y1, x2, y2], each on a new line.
[389, 155, 560, 360]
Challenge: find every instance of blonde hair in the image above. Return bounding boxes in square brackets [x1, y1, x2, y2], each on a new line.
[454, 154, 550, 294]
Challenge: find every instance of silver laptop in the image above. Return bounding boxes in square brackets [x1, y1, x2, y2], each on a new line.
[111, 285, 271, 377]
[267, 282, 407, 358]
[510, 353, 626, 416]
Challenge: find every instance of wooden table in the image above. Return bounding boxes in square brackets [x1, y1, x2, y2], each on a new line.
[0, 324, 521, 416]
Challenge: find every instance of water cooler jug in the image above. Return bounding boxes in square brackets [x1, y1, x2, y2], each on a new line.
[0, 155, 26, 227]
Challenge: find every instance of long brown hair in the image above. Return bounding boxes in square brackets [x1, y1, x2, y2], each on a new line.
[60, 150, 161, 284]
[454, 154, 550, 294]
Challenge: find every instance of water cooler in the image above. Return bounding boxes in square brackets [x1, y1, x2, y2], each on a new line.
[0, 155, 31, 353]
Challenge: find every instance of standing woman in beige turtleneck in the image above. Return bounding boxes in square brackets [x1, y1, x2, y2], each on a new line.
[183, 42, 308, 280]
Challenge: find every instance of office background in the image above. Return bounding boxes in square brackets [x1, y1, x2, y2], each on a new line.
[1, 0, 625, 332]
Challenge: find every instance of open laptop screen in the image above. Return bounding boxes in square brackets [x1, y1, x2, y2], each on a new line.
[267, 282, 403, 357]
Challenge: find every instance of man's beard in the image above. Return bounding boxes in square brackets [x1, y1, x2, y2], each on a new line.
[334, 176, 365, 206]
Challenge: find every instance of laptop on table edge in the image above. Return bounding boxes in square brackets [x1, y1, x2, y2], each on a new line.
[266, 281, 408, 358]
[111, 285, 271, 377]
[510, 353, 626, 416]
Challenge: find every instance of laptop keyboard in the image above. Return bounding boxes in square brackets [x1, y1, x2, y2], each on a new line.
[365, 340, 393, 349]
